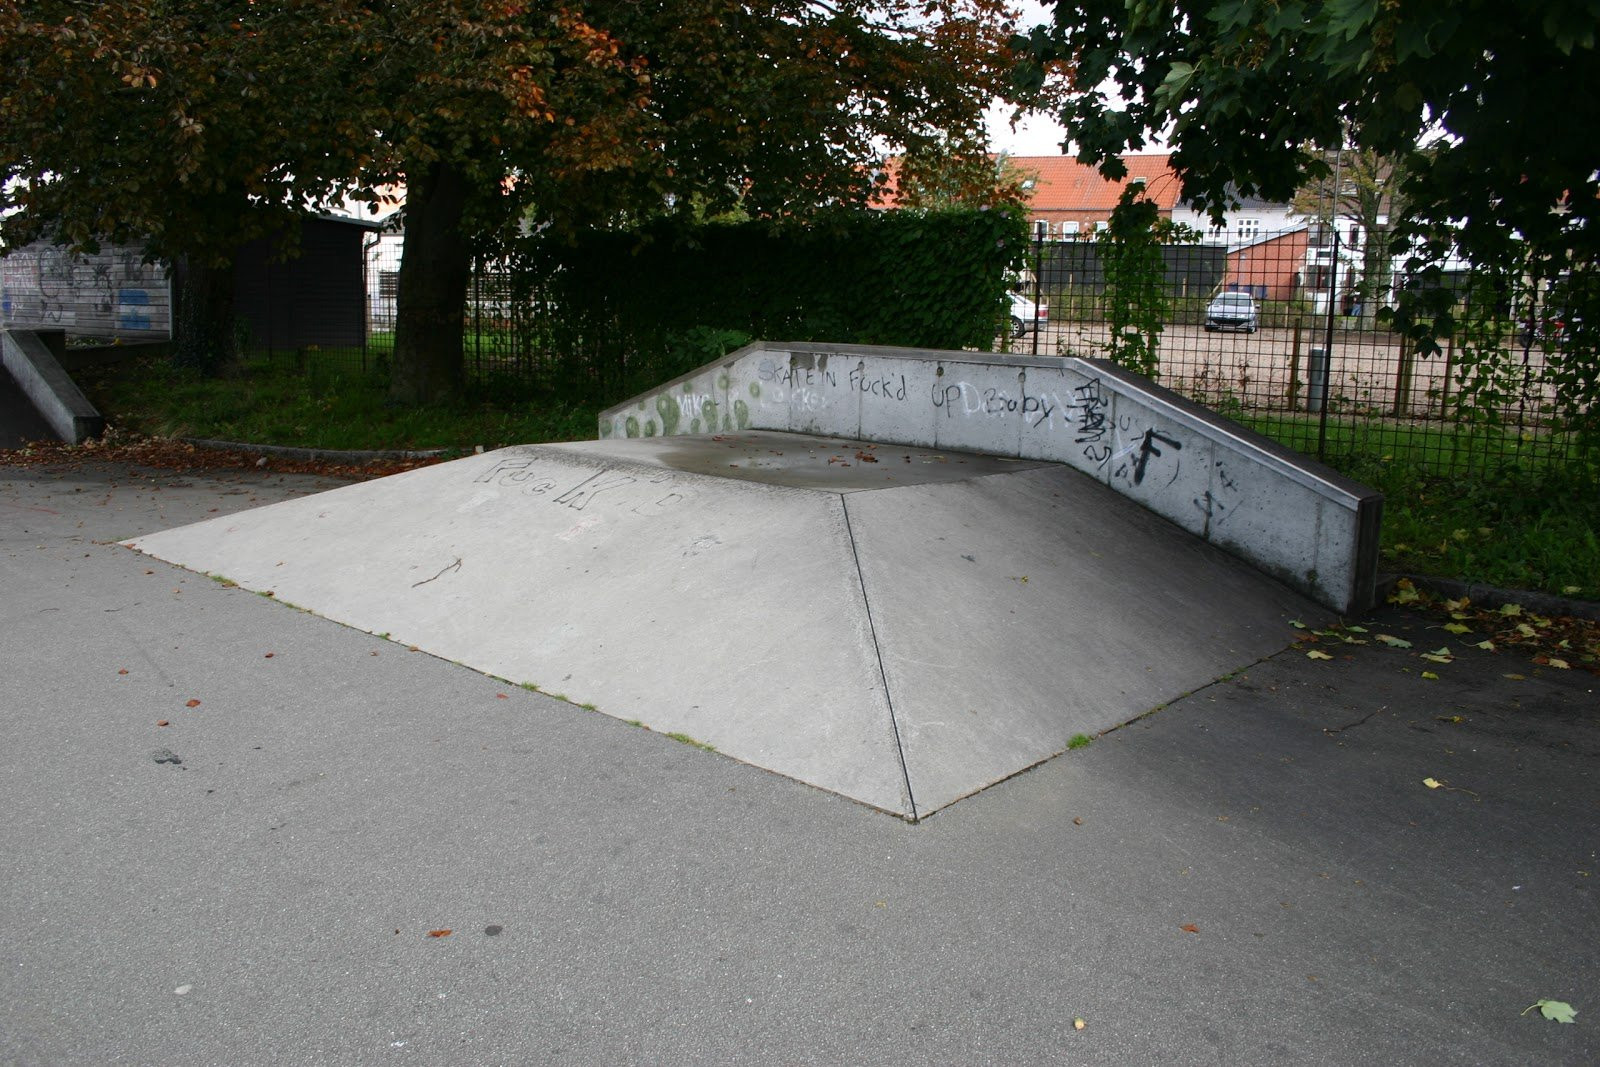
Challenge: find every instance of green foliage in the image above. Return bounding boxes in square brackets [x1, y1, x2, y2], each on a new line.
[1097, 188, 1198, 379]
[520, 209, 1027, 401]
[1013, 0, 1600, 438]
[1067, 733, 1093, 750]
[78, 353, 598, 451]
[1331, 448, 1599, 602]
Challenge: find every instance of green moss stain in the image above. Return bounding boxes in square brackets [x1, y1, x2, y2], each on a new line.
[682, 381, 695, 393]
[599, 420, 613, 438]
[717, 374, 730, 390]
[721, 413, 733, 431]
[625, 416, 640, 438]
[645, 420, 657, 437]
[748, 382, 761, 398]
[656, 395, 681, 435]
[734, 399, 750, 429]
[690, 418, 701, 433]
[701, 398, 718, 424]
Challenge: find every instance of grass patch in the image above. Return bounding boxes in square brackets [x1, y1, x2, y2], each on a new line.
[1068, 733, 1094, 750]
[78, 351, 600, 451]
[665, 731, 717, 752]
[1353, 460, 1599, 600]
[1239, 414, 1599, 601]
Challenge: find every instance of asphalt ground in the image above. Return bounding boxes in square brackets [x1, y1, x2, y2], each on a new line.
[2, 456, 1596, 1065]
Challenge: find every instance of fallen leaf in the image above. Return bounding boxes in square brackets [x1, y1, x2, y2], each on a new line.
[118, 668, 130, 675]
[156, 720, 169, 727]
[1375, 634, 1413, 649]
[1072, 817, 1083, 825]
[1389, 580, 1421, 605]
[1074, 1018, 1087, 1031]
[497, 693, 509, 699]
[1443, 623, 1472, 635]
[1539, 657, 1571, 670]
[1422, 671, 1440, 680]
[185, 699, 201, 708]
[1475, 640, 1495, 651]
[1524, 999, 1577, 1024]
[1288, 619, 1307, 630]
[1345, 625, 1369, 633]
[1443, 596, 1471, 611]
[263, 652, 275, 658]
[1306, 650, 1333, 661]
[1180, 923, 1199, 934]
[1503, 672, 1526, 681]
[427, 929, 452, 938]
[1498, 603, 1522, 617]
[1423, 777, 1442, 789]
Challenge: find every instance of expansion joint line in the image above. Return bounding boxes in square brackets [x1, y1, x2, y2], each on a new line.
[840, 496, 919, 822]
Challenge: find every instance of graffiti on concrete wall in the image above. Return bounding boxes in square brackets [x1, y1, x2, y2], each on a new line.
[603, 352, 1252, 533]
[0, 242, 169, 337]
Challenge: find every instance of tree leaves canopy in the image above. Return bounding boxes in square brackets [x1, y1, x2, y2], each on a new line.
[1012, 0, 1600, 280]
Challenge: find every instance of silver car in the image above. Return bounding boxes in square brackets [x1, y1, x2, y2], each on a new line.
[1204, 292, 1259, 333]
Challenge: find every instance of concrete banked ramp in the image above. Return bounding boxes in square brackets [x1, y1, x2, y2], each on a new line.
[125, 343, 1379, 819]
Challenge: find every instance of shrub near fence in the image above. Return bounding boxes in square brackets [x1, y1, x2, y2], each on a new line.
[261, 212, 1593, 483]
[503, 209, 1029, 401]
[266, 208, 1028, 408]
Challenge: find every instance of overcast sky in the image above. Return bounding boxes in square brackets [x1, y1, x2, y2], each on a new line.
[984, 1, 1071, 157]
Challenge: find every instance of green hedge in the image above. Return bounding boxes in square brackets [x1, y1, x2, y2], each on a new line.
[509, 209, 1027, 402]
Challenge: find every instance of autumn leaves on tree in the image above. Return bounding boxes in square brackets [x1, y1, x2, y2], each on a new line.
[0, 0, 1028, 402]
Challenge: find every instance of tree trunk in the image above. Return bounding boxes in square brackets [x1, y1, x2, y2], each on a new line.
[390, 160, 471, 405]
[171, 258, 238, 374]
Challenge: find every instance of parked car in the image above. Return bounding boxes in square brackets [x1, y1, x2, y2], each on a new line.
[1009, 291, 1050, 336]
[1204, 292, 1259, 333]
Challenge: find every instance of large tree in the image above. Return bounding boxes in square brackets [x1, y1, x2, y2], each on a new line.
[0, 1, 359, 369]
[3, 1, 1021, 404]
[1290, 146, 1411, 318]
[1011, 0, 1600, 309]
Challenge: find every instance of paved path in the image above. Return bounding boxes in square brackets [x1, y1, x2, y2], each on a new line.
[1, 458, 1595, 1065]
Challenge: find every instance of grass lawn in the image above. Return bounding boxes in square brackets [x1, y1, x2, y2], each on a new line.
[78, 351, 600, 452]
[72, 351, 1600, 603]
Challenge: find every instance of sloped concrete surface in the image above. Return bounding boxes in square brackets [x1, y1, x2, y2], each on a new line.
[3, 459, 1596, 1065]
[125, 431, 1320, 818]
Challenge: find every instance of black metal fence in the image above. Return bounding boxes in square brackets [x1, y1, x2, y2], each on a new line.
[250, 225, 1593, 478]
[1009, 231, 1594, 477]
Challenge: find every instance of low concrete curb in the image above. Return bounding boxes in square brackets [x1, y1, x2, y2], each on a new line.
[180, 437, 455, 464]
[1379, 573, 1600, 623]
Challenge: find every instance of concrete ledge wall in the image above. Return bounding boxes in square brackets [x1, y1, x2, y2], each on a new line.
[599, 341, 1382, 614]
[1, 329, 105, 444]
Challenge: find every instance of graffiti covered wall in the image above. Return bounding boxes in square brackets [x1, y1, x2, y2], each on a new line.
[0, 242, 170, 339]
[598, 341, 1382, 613]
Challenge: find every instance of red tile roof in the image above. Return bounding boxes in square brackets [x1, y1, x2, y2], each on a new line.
[1007, 154, 1183, 213]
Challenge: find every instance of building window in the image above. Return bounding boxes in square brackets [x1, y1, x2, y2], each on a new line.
[1236, 217, 1261, 241]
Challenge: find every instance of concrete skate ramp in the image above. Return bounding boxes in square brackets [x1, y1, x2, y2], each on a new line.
[601, 341, 1383, 614]
[123, 431, 1323, 819]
